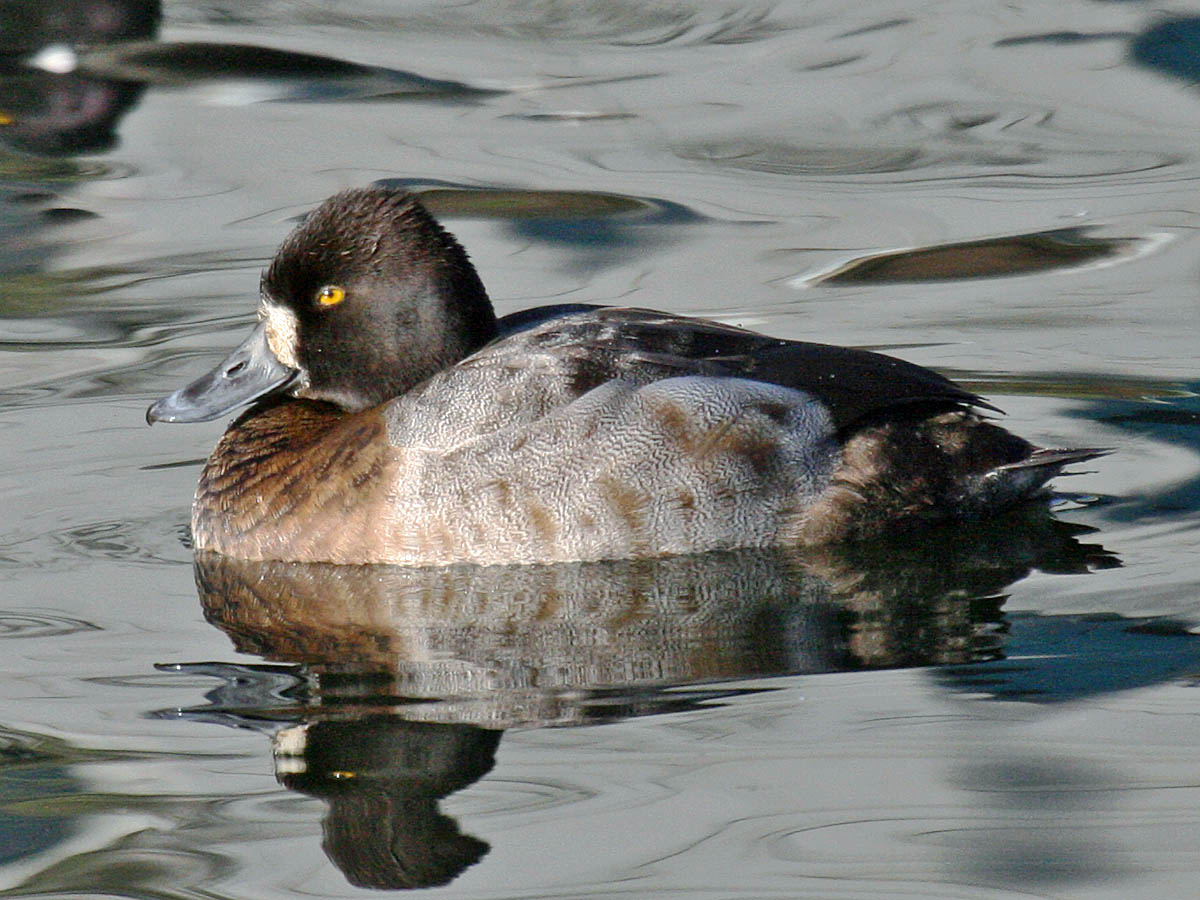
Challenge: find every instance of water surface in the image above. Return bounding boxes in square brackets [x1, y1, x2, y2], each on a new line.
[2, 1, 1199, 898]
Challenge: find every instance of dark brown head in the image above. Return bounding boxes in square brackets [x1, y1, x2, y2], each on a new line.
[148, 187, 498, 423]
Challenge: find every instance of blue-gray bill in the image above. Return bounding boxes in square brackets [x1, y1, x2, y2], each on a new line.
[146, 322, 298, 424]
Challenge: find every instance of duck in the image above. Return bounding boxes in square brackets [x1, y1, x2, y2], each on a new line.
[147, 186, 1103, 567]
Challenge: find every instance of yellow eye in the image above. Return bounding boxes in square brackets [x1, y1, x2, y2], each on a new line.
[316, 285, 345, 306]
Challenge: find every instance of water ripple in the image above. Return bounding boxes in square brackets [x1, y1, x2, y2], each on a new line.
[416, 2, 788, 47]
[0, 513, 191, 570]
[0, 611, 100, 639]
[677, 139, 924, 176]
[465, 776, 595, 817]
[50, 516, 192, 565]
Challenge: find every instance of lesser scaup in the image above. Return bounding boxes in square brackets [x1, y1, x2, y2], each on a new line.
[148, 187, 1103, 565]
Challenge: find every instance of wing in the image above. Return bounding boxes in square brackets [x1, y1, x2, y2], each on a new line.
[493, 305, 996, 433]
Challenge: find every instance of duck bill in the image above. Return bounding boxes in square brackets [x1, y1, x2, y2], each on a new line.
[146, 322, 299, 424]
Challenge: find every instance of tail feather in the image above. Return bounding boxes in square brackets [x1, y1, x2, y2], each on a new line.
[975, 446, 1108, 512]
[998, 447, 1111, 473]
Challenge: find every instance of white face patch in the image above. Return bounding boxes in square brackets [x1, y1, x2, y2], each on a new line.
[260, 302, 302, 370]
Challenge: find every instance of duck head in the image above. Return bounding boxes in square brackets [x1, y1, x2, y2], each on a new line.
[147, 187, 497, 423]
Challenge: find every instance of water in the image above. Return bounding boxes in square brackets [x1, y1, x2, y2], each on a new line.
[2, 0, 1200, 897]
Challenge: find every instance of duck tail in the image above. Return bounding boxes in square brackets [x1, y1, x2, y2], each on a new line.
[997, 446, 1111, 474]
[980, 446, 1109, 509]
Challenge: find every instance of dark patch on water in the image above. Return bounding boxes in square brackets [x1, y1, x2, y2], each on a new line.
[810, 228, 1137, 284]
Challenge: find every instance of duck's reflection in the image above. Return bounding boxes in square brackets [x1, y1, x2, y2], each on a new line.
[0, 0, 160, 157]
[0, 0, 492, 161]
[275, 718, 498, 890]
[172, 512, 1115, 889]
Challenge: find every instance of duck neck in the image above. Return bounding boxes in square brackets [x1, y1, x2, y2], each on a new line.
[439, 279, 498, 361]
[397, 271, 496, 396]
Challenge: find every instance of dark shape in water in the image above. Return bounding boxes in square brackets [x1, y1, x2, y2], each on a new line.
[1129, 17, 1200, 82]
[0, 0, 159, 156]
[410, 186, 677, 221]
[397, 184, 701, 264]
[76, 41, 487, 100]
[277, 718, 499, 890]
[811, 227, 1135, 285]
[0, 728, 85, 867]
[937, 612, 1200, 703]
[0, 0, 160, 56]
[994, 30, 1131, 47]
[0, 69, 147, 155]
[1068, 386, 1200, 520]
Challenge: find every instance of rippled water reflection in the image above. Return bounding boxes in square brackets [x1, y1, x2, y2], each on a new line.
[3, 1, 1200, 898]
